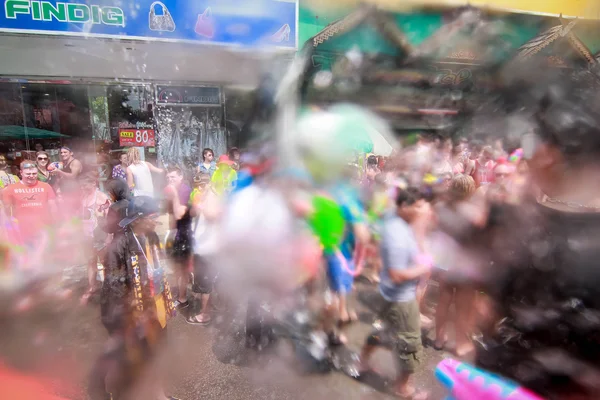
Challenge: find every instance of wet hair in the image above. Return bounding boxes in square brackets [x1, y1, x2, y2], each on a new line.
[166, 166, 182, 175]
[202, 148, 214, 161]
[449, 174, 475, 201]
[36, 151, 49, 160]
[395, 187, 424, 207]
[193, 173, 211, 185]
[106, 179, 131, 202]
[126, 147, 141, 165]
[228, 147, 240, 159]
[481, 145, 494, 157]
[534, 80, 600, 166]
[20, 160, 36, 170]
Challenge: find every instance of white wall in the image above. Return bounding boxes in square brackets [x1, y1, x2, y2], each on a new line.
[0, 34, 294, 85]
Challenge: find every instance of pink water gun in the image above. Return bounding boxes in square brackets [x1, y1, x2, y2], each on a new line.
[436, 358, 544, 400]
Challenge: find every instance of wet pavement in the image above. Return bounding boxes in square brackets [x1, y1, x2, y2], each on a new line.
[1, 267, 449, 400]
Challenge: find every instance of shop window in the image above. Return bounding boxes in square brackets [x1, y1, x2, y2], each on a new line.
[107, 84, 155, 164]
[155, 106, 225, 173]
[223, 86, 255, 148]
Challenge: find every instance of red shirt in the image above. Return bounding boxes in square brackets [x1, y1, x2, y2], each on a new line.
[3, 181, 56, 240]
[473, 159, 495, 187]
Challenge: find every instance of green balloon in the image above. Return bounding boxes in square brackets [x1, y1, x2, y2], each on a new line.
[307, 196, 346, 252]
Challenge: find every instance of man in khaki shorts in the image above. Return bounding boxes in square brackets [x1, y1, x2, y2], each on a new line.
[357, 187, 432, 400]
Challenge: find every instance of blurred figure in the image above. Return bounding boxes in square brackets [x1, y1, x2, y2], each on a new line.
[164, 167, 193, 310]
[52, 146, 82, 191]
[197, 148, 216, 177]
[363, 174, 390, 284]
[476, 161, 513, 204]
[102, 179, 131, 237]
[433, 174, 477, 356]
[35, 151, 53, 185]
[190, 173, 211, 204]
[52, 146, 83, 218]
[471, 145, 495, 187]
[468, 79, 600, 399]
[93, 196, 176, 400]
[126, 147, 163, 197]
[493, 138, 507, 160]
[2, 160, 57, 252]
[464, 140, 483, 177]
[358, 188, 432, 400]
[211, 155, 237, 196]
[79, 172, 111, 304]
[111, 153, 128, 182]
[187, 173, 220, 325]
[322, 181, 370, 345]
[432, 138, 453, 177]
[0, 153, 19, 189]
[451, 141, 467, 175]
[363, 155, 380, 190]
[228, 147, 241, 171]
[410, 191, 436, 329]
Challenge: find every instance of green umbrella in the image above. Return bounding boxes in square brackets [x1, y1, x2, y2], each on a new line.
[0, 125, 69, 140]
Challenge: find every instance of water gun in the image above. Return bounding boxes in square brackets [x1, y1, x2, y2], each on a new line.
[435, 358, 544, 400]
[509, 148, 523, 164]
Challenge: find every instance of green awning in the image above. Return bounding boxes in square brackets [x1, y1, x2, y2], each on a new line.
[0, 126, 69, 140]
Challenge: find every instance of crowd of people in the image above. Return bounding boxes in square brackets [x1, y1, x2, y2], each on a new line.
[2, 76, 600, 400]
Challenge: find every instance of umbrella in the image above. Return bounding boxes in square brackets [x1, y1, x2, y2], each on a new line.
[329, 104, 397, 155]
[0, 126, 69, 140]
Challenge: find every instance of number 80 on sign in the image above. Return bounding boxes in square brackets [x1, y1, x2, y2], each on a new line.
[119, 128, 156, 147]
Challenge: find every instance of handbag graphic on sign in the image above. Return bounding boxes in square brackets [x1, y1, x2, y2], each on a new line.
[149, 1, 176, 32]
[195, 7, 215, 38]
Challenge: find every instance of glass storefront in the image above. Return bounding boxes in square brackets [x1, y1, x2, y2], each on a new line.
[0, 80, 246, 180]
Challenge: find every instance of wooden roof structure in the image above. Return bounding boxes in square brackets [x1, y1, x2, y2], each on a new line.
[302, 6, 600, 132]
[511, 16, 597, 68]
[308, 5, 510, 66]
[309, 4, 414, 55]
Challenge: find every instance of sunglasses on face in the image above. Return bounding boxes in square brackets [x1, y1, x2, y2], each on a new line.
[495, 172, 509, 178]
[37, 157, 48, 161]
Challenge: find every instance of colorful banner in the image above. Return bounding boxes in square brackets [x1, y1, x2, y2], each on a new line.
[0, 0, 298, 48]
[301, 0, 600, 19]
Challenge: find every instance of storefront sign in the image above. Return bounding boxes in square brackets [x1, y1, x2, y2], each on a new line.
[119, 123, 156, 147]
[0, 0, 298, 49]
[156, 85, 221, 105]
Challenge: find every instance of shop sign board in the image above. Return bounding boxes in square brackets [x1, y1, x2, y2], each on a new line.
[156, 85, 221, 106]
[0, 0, 298, 49]
[118, 122, 155, 147]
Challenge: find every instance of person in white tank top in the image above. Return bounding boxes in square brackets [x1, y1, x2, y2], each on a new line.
[125, 147, 164, 197]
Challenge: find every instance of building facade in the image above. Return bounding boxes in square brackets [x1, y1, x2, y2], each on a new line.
[0, 0, 298, 174]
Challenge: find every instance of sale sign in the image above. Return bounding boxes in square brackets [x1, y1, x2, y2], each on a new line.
[119, 128, 155, 147]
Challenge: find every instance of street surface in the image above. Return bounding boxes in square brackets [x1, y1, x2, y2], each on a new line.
[1, 260, 449, 400]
